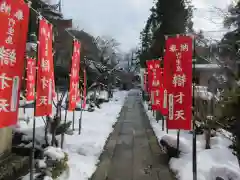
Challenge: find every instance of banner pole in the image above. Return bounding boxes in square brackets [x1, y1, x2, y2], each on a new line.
[30, 115, 36, 180]
[23, 97, 26, 114]
[61, 39, 77, 147]
[61, 103, 68, 148]
[162, 112, 164, 131]
[176, 129, 180, 157]
[79, 69, 86, 135]
[29, 24, 40, 180]
[79, 92, 83, 135]
[192, 35, 197, 180]
[166, 116, 169, 134]
[72, 110, 75, 130]
[30, 57, 38, 180]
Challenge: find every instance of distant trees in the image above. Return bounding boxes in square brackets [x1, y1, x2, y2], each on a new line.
[137, 0, 193, 67]
[122, 48, 139, 72]
[94, 36, 120, 67]
[212, 1, 240, 164]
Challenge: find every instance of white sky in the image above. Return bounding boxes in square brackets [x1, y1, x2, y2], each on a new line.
[61, 0, 233, 52]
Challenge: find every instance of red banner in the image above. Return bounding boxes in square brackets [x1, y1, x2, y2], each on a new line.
[35, 19, 54, 116]
[82, 69, 87, 109]
[165, 36, 192, 130]
[26, 57, 36, 101]
[51, 58, 56, 98]
[0, 0, 29, 127]
[146, 60, 163, 111]
[146, 60, 160, 92]
[158, 68, 167, 115]
[160, 68, 168, 116]
[151, 68, 162, 110]
[143, 71, 147, 91]
[68, 40, 81, 111]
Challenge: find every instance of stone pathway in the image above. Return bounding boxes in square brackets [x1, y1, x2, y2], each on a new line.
[91, 90, 175, 180]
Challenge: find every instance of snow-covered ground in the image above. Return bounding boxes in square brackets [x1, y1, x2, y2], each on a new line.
[18, 90, 128, 180]
[63, 91, 128, 180]
[143, 102, 240, 180]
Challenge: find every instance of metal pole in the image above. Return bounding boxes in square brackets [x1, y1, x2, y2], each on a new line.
[79, 69, 87, 135]
[51, 91, 60, 146]
[79, 92, 83, 135]
[29, 30, 39, 180]
[59, 91, 62, 122]
[72, 110, 75, 130]
[166, 117, 169, 134]
[30, 59, 38, 180]
[192, 36, 197, 180]
[23, 65, 27, 114]
[30, 116, 36, 180]
[61, 38, 75, 147]
[61, 105, 68, 148]
[162, 112, 165, 131]
[177, 129, 180, 157]
[23, 97, 26, 114]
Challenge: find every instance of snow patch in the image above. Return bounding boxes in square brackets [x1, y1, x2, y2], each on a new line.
[18, 90, 128, 180]
[43, 176, 53, 180]
[143, 101, 240, 180]
[44, 146, 65, 160]
[38, 159, 47, 168]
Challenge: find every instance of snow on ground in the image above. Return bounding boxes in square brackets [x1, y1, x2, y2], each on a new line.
[62, 91, 128, 180]
[143, 102, 240, 180]
[18, 90, 128, 180]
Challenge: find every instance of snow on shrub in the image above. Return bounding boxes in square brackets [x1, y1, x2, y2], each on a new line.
[44, 146, 65, 160]
[161, 134, 192, 154]
[43, 176, 53, 180]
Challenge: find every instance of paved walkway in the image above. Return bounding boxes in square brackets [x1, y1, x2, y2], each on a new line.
[91, 90, 174, 180]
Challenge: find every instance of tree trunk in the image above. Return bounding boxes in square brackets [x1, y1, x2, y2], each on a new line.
[45, 117, 49, 146]
[204, 128, 211, 149]
[238, 157, 240, 168]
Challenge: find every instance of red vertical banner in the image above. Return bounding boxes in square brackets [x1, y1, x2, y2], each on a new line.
[82, 69, 87, 109]
[162, 51, 171, 116]
[161, 69, 168, 115]
[151, 68, 162, 111]
[146, 60, 162, 110]
[0, 0, 29, 127]
[146, 60, 154, 92]
[51, 64, 56, 99]
[163, 38, 178, 116]
[26, 57, 36, 101]
[68, 40, 81, 111]
[35, 19, 54, 116]
[143, 70, 147, 91]
[158, 68, 165, 113]
[165, 36, 193, 130]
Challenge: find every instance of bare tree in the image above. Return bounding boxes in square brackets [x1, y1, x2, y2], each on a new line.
[94, 36, 120, 66]
[122, 47, 139, 72]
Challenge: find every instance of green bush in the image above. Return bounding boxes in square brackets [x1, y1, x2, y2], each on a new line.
[52, 153, 69, 179]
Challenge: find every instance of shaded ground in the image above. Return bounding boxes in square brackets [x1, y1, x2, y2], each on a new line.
[91, 90, 175, 180]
